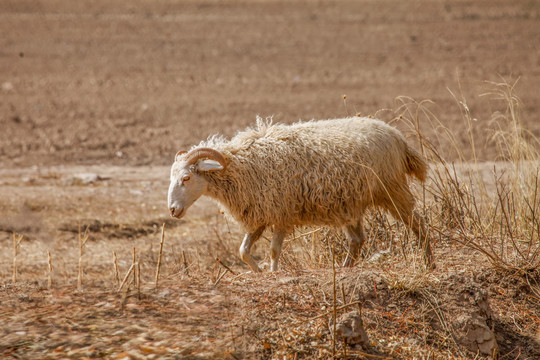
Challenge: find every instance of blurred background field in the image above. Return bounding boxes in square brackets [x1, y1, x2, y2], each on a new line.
[1, 0, 539, 167]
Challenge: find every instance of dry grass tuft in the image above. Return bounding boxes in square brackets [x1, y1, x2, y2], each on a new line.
[395, 78, 540, 274]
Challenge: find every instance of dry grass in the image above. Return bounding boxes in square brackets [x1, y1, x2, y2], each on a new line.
[398, 79, 540, 274]
[1, 81, 540, 359]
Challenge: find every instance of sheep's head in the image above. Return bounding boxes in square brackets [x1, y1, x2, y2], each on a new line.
[168, 148, 227, 219]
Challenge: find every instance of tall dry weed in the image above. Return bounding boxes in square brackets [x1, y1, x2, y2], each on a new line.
[397, 79, 540, 272]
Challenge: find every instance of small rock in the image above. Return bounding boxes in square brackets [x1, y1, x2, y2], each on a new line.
[454, 313, 498, 355]
[367, 249, 391, 263]
[2, 82, 14, 92]
[65, 173, 110, 185]
[157, 289, 170, 298]
[447, 281, 499, 356]
[333, 311, 370, 349]
[22, 176, 37, 184]
[278, 276, 298, 285]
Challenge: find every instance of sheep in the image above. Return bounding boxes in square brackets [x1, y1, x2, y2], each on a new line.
[168, 117, 434, 272]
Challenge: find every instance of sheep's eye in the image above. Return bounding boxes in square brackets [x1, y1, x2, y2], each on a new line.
[181, 175, 191, 183]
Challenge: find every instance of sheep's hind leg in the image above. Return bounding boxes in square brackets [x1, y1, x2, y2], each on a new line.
[270, 228, 289, 272]
[407, 210, 435, 269]
[385, 191, 435, 269]
[343, 220, 366, 267]
[239, 225, 266, 272]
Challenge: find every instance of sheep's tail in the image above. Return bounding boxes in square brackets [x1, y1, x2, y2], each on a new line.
[404, 145, 428, 183]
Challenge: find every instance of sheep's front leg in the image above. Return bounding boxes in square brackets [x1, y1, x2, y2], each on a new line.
[270, 228, 289, 272]
[239, 225, 266, 272]
[343, 221, 366, 267]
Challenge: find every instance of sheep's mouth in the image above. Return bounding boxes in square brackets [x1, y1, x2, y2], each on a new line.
[170, 207, 186, 219]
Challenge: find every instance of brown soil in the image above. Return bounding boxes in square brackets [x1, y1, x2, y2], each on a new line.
[1, 0, 540, 359]
[1, 0, 540, 167]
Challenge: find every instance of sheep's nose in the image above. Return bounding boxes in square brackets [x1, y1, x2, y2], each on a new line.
[169, 206, 185, 218]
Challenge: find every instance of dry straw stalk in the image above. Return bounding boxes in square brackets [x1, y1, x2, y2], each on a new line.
[77, 224, 89, 289]
[155, 223, 165, 288]
[12, 233, 23, 283]
[47, 250, 53, 289]
[113, 251, 120, 287]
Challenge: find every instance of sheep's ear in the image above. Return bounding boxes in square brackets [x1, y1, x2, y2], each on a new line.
[197, 159, 224, 172]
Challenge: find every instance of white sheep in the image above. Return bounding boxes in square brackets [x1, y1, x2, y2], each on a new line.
[168, 117, 434, 272]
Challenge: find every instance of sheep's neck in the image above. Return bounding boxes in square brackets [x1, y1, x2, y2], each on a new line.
[203, 172, 237, 207]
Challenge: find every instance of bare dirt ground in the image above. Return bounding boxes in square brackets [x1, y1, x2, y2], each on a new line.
[1, 0, 540, 359]
[1, 0, 540, 167]
[1, 164, 539, 359]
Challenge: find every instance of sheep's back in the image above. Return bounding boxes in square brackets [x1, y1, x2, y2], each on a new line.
[210, 117, 414, 228]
